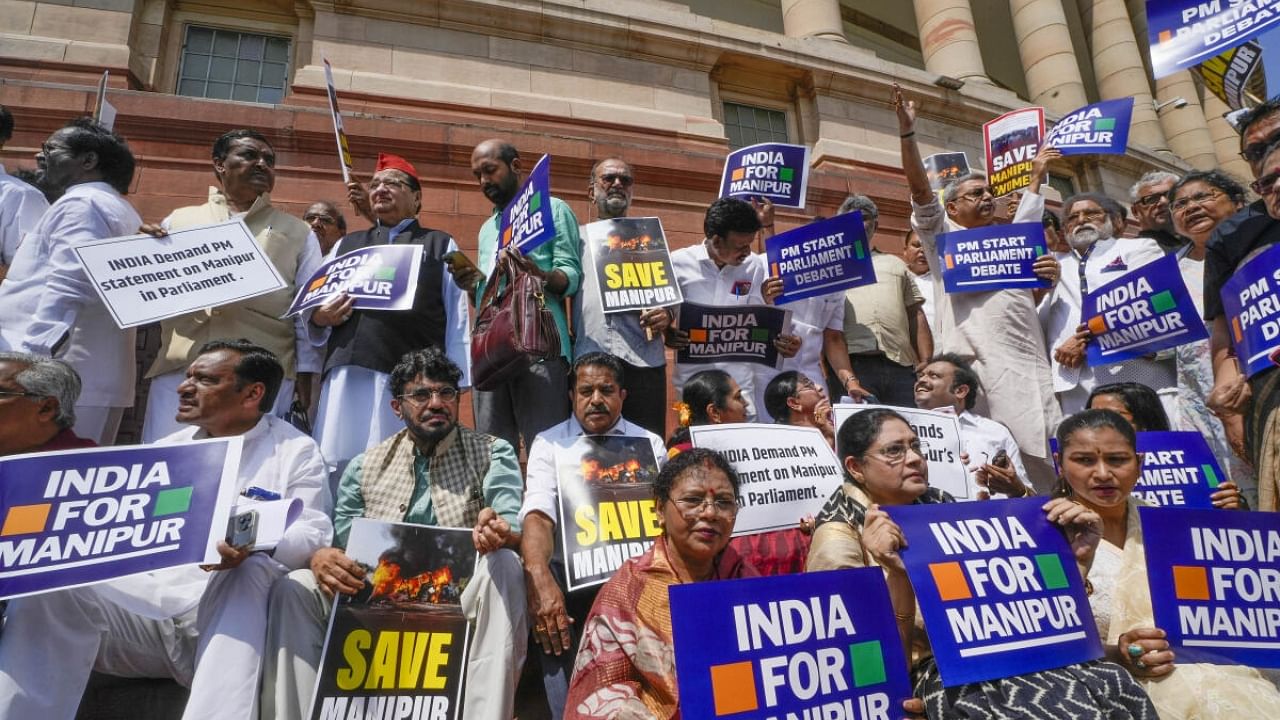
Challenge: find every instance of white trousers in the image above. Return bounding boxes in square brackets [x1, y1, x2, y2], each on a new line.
[72, 405, 125, 446]
[260, 549, 528, 720]
[142, 370, 295, 443]
[0, 554, 286, 720]
[312, 365, 402, 467]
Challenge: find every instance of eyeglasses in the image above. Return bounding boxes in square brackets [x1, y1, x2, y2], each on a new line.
[1240, 128, 1280, 163]
[791, 376, 818, 396]
[396, 387, 459, 405]
[370, 178, 413, 191]
[1136, 192, 1167, 207]
[598, 173, 634, 187]
[868, 439, 925, 464]
[672, 495, 739, 518]
[1251, 171, 1280, 196]
[958, 186, 994, 202]
[303, 213, 338, 225]
[1171, 189, 1226, 213]
[1065, 208, 1107, 225]
[0, 390, 42, 400]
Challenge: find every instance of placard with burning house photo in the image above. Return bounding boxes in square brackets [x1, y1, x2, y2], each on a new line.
[556, 435, 663, 591]
[583, 216, 683, 315]
[309, 519, 476, 720]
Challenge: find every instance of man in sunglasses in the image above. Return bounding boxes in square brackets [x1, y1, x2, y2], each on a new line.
[1129, 170, 1186, 253]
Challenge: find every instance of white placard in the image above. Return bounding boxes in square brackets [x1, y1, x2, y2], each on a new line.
[833, 404, 976, 500]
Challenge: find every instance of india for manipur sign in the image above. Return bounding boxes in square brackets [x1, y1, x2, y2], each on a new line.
[833, 404, 975, 501]
[309, 519, 474, 720]
[286, 244, 423, 316]
[1043, 98, 1133, 155]
[677, 302, 793, 369]
[0, 438, 242, 600]
[557, 436, 662, 591]
[1194, 40, 1266, 111]
[984, 107, 1044, 197]
[1133, 432, 1225, 509]
[688, 424, 838, 536]
[498, 153, 555, 253]
[583, 217, 683, 314]
[937, 222, 1049, 294]
[1085, 253, 1208, 366]
[670, 568, 912, 719]
[1141, 506, 1280, 668]
[1145, 0, 1280, 79]
[1220, 242, 1280, 378]
[886, 499, 1103, 686]
[74, 219, 287, 328]
[719, 142, 811, 208]
[765, 211, 877, 304]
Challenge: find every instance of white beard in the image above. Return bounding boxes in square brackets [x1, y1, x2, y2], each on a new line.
[1068, 218, 1114, 252]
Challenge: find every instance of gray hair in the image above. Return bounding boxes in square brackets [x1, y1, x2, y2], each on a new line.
[941, 172, 989, 205]
[837, 194, 878, 222]
[0, 352, 81, 428]
[1129, 171, 1180, 202]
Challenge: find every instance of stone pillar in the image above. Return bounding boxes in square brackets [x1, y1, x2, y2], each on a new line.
[1202, 93, 1254, 180]
[780, 0, 848, 42]
[1155, 71, 1217, 169]
[1008, 0, 1088, 114]
[912, 0, 990, 84]
[1083, 0, 1167, 150]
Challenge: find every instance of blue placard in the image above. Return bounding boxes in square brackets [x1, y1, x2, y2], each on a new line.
[1140, 506, 1280, 668]
[677, 302, 791, 368]
[1044, 98, 1133, 155]
[937, 222, 1049, 293]
[1132, 431, 1224, 509]
[498, 153, 555, 254]
[1146, 0, 1280, 79]
[719, 142, 811, 208]
[670, 568, 913, 719]
[765, 212, 877, 304]
[1220, 242, 1280, 378]
[286, 244, 423, 315]
[1084, 253, 1208, 365]
[885, 498, 1103, 686]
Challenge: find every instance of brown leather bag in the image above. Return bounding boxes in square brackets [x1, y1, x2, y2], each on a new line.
[470, 251, 561, 391]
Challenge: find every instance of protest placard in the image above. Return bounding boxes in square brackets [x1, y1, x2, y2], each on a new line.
[1132, 432, 1225, 508]
[498, 153, 555, 254]
[0, 438, 242, 600]
[719, 142, 811, 208]
[323, 58, 354, 184]
[1146, 0, 1280, 79]
[1043, 98, 1133, 155]
[286, 244, 423, 316]
[74, 219, 287, 328]
[1141, 506, 1280, 668]
[689, 424, 838, 536]
[1194, 40, 1265, 111]
[677, 302, 793, 369]
[765, 212, 877, 303]
[1220, 243, 1280, 378]
[309, 519, 475, 720]
[887, 498, 1103, 686]
[984, 107, 1043, 197]
[670, 567, 912, 719]
[1084, 253, 1208, 366]
[936, 222, 1049, 294]
[833, 404, 975, 501]
[583, 217, 682, 314]
[924, 152, 970, 204]
[557, 436, 662, 591]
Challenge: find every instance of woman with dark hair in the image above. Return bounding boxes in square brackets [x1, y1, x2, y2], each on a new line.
[1056, 410, 1280, 718]
[763, 370, 835, 444]
[565, 449, 756, 718]
[665, 368, 747, 453]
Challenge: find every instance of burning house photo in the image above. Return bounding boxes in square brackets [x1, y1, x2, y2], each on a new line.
[344, 520, 477, 610]
[596, 217, 667, 255]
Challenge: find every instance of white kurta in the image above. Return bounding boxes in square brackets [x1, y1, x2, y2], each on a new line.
[0, 163, 49, 267]
[957, 410, 1030, 497]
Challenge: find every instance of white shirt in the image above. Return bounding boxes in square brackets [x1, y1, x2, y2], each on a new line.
[0, 181, 141, 407]
[957, 410, 1030, 496]
[911, 271, 935, 331]
[0, 163, 48, 266]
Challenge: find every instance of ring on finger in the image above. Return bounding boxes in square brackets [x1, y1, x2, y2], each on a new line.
[1134, 657, 1147, 670]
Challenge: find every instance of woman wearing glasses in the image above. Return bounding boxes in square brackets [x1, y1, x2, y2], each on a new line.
[564, 448, 755, 719]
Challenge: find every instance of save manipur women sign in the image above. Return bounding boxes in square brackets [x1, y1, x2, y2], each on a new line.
[719, 142, 811, 208]
[1084, 253, 1208, 366]
[670, 568, 912, 719]
[1220, 242, 1280, 378]
[0, 438, 242, 600]
[936, 222, 1048, 294]
[74, 219, 286, 328]
[1141, 506, 1280, 668]
[498, 153, 555, 253]
[984, 107, 1043, 197]
[286, 244, 423, 315]
[677, 303, 793, 369]
[1043, 98, 1133, 155]
[834, 404, 974, 501]
[556, 436, 663, 591]
[583, 217, 682, 314]
[309, 519, 474, 720]
[764, 211, 877, 303]
[886, 499, 1103, 686]
[689, 424, 839, 536]
[1145, 0, 1280, 79]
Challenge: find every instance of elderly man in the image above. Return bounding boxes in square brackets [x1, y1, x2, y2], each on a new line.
[519, 351, 666, 719]
[302, 200, 346, 257]
[448, 139, 582, 451]
[1130, 170, 1184, 253]
[0, 352, 94, 454]
[0, 104, 48, 283]
[0, 340, 332, 720]
[261, 347, 525, 720]
[572, 157, 672, 437]
[896, 84, 1062, 491]
[141, 129, 323, 442]
[0, 118, 141, 444]
[1039, 193, 1169, 416]
[309, 153, 469, 470]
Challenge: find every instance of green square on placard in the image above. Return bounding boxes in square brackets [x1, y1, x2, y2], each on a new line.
[779, 167, 795, 182]
[1035, 553, 1069, 590]
[1202, 464, 1221, 488]
[1094, 118, 1116, 131]
[373, 266, 396, 281]
[529, 192, 542, 213]
[1151, 290, 1177, 314]
[853, 241, 865, 260]
[1035, 245, 1046, 256]
[153, 487, 193, 516]
[750, 328, 771, 342]
[849, 640, 886, 687]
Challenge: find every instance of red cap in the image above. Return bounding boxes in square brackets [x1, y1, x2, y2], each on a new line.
[375, 152, 418, 180]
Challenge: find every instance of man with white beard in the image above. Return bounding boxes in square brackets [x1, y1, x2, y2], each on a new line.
[1039, 193, 1172, 414]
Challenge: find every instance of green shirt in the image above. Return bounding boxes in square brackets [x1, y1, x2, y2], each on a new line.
[475, 195, 582, 360]
[333, 433, 523, 548]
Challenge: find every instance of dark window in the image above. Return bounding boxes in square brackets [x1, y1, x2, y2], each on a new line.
[177, 26, 290, 104]
[723, 101, 789, 150]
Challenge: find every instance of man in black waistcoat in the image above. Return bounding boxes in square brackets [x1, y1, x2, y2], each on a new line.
[309, 152, 470, 470]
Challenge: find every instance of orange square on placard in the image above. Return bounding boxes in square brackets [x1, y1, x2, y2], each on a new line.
[689, 329, 708, 343]
[944, 254, 954, 270]
[731, 168, 745, 182]
[1173, 565, 1211, 601]
[1158, 30, 1172, 43]
[929, 562, 972, 601]
[1232, 317, 1243, 342]
[308, 276, 328, 291]
[1, 503, 51, 536]
[1087, 315, 1108, 335]
[710, 661, 758, 715]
